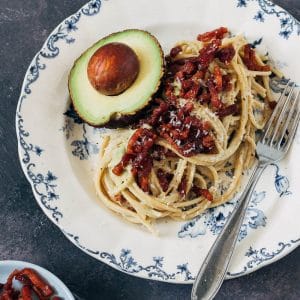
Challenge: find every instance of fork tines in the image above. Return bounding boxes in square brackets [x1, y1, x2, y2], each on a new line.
[262, 80, 300, 150]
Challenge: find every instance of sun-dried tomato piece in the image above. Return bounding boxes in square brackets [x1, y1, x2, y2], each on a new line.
[242, 44, 270, 72]
[197, 27, 228, 42]
[217, 45, 236, 64]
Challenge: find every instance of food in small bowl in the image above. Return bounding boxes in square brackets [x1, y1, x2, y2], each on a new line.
[0, 261, 74, 300]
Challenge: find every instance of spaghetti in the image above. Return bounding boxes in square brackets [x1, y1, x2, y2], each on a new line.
[95, 27, 280, 233]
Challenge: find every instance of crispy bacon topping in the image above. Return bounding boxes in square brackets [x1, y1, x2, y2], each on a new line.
[112, 28, 252, 194]
[216, 45, 236, 64]
[170, 45, 182, 58]
[157, 169, 173, 192]
[242, 44, 270, 72]
[113, 128, 157, 192]
[0, 268, 60, 300]
[198, 39, 221, 70]
[217, 104, 238, 118]
[197, 27, 228, 42]
[157, 102, 215, 157]
[178, 176, 187, 197]
[191, 186, 213, 201]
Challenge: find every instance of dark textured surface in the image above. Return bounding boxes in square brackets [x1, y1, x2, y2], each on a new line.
[0, 1, 299, 299]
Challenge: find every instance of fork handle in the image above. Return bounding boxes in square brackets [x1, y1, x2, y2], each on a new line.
[191, 163, 267, 300]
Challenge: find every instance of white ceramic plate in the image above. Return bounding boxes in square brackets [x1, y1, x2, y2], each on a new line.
[16, 0, 300, 283]
[0, 261, 74, 299]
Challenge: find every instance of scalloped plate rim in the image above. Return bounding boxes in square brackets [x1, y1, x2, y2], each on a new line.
[15, 0, 300, 284]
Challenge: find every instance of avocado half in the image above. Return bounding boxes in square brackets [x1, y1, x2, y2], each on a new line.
[68, 29, 164, 127]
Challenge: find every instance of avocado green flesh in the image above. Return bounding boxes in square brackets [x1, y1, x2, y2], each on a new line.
[69, 30, 163, 126]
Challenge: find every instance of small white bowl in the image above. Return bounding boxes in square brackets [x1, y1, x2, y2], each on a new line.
[0, 260, 75, 300]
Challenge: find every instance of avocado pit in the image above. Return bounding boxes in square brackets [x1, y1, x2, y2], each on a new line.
[87, 42, 140, 96]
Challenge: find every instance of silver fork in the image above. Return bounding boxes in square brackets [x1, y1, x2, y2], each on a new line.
[191, 81, 300, 300]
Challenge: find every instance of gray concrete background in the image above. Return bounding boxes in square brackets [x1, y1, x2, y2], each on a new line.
[0, 1, 299, 299]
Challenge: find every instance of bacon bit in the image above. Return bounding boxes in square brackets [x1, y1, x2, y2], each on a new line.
[157, 169, 173, 192]
[175, 70, 185, 81]
[207, 79, 223, 109]
[213, 65, 223, 92]
[0, 269, 20, 300]
[152, 145, 177, 161]
[181, 79, 194, 91]
[222, 74, 232, 92]
[198, 91, 211, 104]
[146, 99, 169, 126]
[112, 153, 133, 176]
[200, 189, 213, 201]
[191, 186, 213, 201]
[217, 45, 236, 64]
[18, 269, 53, 298]
[217, 104, 238, 117]
[164, 84, 177, 102]
[178, 177, 187, 197]
[170, 45, 182, 58]
[158, 102, 215, 156]
[0, 269, 63, 300]
[197, 39, 221, 70]
[197, 27, 228, 42]
[19, 285, 32, 300]
[191, 70, 205, 81]
[183, 83, 200, 99]
[242, 44, 271, 72]
[114, 194, 126, 205]
[202, 135, 215, 148]
[113, 128, 157, 192]
[127, 128, 157, 154]
[181, 61, 196, 75]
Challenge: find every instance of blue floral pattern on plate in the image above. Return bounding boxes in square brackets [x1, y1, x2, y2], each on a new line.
[178, 191, 267, 241]
[237, 0, 300, 39]
[16, 0, 300, 282]
[17, 1, 102, 221]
